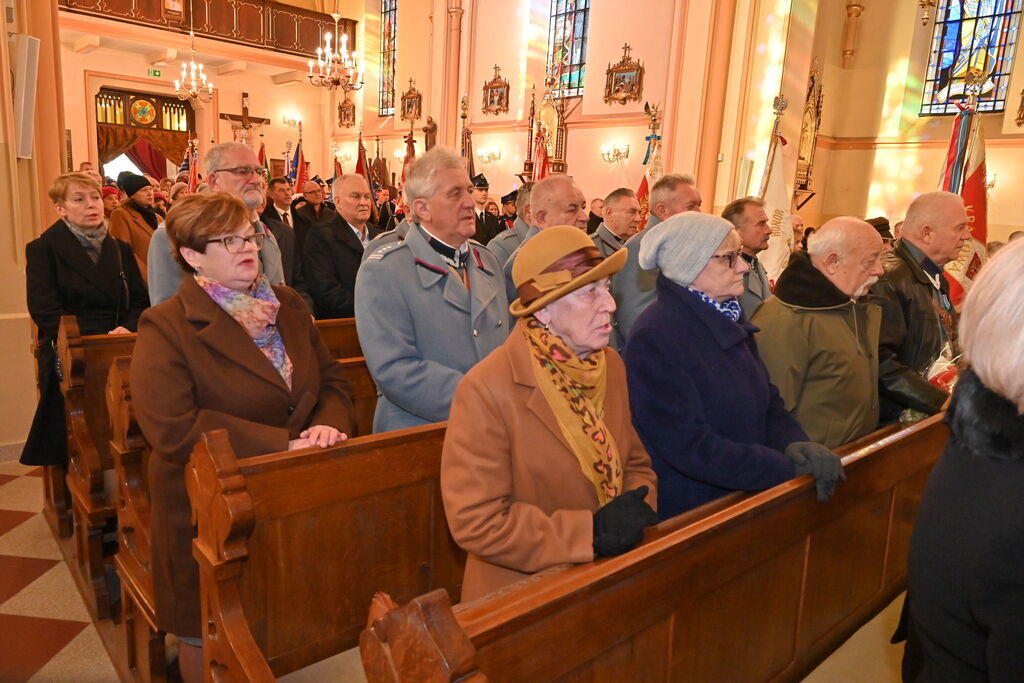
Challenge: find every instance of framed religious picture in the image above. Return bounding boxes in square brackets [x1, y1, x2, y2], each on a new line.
[481, 65, 510, 115]
[604, 43, 644, 106]
[162, 0, 184, 20]
[795, 59, 824, 191]
[338, 94, 356, 128]
[400, 78, 422, 123]
[270, 159, 286, 179]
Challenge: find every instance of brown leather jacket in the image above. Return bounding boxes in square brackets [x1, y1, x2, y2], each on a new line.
[868, 239, 954, 422]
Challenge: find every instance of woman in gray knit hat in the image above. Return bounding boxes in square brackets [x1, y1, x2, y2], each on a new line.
[622, 212, 843, 520]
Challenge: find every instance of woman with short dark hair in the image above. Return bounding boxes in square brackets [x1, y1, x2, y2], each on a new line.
[21, 172, 149, 466]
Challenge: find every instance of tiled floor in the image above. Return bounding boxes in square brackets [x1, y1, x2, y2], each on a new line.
[0, 460, 118, 683]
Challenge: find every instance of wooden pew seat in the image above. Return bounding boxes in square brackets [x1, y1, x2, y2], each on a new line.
[186, 423, 462, 682]
[360, 416, 949, 682]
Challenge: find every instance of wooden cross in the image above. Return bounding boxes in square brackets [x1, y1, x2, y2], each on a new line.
[219, 92, 271, 144]
[622, 43, 632, 59]
[493, 65, 501, 78]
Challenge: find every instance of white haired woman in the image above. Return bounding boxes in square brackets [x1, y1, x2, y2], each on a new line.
[903, 238, 1024, 681]
[441, 226, 658, 602]
[623, 212, 844, 520]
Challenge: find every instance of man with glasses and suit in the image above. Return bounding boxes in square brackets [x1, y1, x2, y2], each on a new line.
[146, 142, 287, 305]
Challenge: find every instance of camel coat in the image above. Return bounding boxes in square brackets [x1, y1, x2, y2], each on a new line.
[441, 321, 657, 602]
[131, 276, 353, 637]
[108, 202, 157, 285]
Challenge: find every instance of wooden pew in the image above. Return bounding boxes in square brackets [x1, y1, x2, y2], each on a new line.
[186, 423, 462, 682]
[360, 416, 949, 682]
[46, 315, 363, 622]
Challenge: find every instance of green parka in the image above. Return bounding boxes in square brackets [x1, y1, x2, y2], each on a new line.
[752, 252, 881, 448]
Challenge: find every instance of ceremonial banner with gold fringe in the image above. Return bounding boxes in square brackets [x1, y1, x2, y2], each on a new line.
[939, 103, 987, 306]
[354, 132, 379, 224]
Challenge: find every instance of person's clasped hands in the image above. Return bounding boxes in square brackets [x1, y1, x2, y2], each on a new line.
[785, 441, 846, 502]
[288, 425, 347, 451]
[593, 485, 660, 557]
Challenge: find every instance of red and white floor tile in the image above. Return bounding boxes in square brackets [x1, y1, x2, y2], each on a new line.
[0, 460, 118, 683]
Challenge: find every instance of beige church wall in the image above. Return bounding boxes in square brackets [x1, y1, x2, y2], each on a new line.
[801, 1, 1024, 240]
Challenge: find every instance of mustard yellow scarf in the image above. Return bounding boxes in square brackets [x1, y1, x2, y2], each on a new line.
[522, 317, 623, 505]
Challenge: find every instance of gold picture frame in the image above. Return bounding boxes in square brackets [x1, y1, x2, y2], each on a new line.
[482, 65, 510, 115]
[400, 78, 422, 123]
[604, 44, 644, 106]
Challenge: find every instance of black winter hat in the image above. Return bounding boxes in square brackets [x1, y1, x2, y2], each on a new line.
[118, 172, 150, 198]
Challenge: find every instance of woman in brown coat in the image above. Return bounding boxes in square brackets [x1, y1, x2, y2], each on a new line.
[131, 192, 353, 681]
[441, 226, 658, 602]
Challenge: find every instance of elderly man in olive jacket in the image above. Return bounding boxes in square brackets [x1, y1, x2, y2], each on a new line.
[354, 148, 509, 432]
[752, 218, 885, 448]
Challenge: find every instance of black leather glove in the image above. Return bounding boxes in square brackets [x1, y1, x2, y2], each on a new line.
[785, 441, 846, 502]
[593, 486, 659, 557]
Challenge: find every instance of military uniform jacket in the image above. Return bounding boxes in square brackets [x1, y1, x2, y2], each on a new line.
[610, 229, 658, 348]
[502, 224, 541, 304]
[591, 223, 625, 260]
[738, 254, 771, 319]
[486, 216, 530, 270]
[354, 223, 509, 432]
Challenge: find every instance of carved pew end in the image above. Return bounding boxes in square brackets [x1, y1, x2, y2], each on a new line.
[360, 590, 486, 683]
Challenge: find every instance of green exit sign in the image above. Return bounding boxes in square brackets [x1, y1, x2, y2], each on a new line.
[148, 68, 162, 77]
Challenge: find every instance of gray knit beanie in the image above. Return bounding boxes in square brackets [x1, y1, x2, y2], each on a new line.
[638, 211, 735, 287]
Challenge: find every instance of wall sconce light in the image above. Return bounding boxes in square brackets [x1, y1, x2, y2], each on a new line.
[477, 148, 502, 164]
[600, 144, 630, 164]
[283, 115, 302, 129]
[987, 171, 998, 191]
[394, 148, 407, 160]
[331, 142, 353, 164]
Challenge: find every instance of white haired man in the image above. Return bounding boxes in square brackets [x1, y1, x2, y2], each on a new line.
[146, 142, 286, 304]
[354, 148, 509, 432]
[752, 218, 885, 447]
[611, 173, 703, 345]
[869, 190, 970, 422]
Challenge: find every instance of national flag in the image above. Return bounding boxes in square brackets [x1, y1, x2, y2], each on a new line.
[636, 131, 663, 226]
[939, 104, 987, 306]
[177, 149, 190, 175]
[462, 127, 475, 180]
[290, 141, 309, 190]
[179, 141, 199, 192]
[257, 142, 270, 177]
[757, 133, 794, 285]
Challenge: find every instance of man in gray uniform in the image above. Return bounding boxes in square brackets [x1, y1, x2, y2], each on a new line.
[592, 187, 641, 258]
[487, 181, 533, 268]
[723, 196, 772, 319]
[611, 173, 702, 344]
[147, 142, 285, 304]
[354, 148, 509, 432]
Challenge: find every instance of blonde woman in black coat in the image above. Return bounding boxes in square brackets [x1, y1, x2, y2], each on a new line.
[22, 173, 149, 466]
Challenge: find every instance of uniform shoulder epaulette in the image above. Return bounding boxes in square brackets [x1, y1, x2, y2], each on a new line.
[365, 241, 406, 262]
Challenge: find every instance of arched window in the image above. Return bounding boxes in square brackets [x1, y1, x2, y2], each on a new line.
[546, 0, 590, 98]
[921, 0, 1023, 115]
[379, 0, 398, 116]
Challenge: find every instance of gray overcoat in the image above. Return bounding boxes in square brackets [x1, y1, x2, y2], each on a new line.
[487, 216, 530, 269]
[738, 255, 771, 319]
[354, 223, 509, 432]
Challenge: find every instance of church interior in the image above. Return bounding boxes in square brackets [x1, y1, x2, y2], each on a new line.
[1, 0, 1021, 680]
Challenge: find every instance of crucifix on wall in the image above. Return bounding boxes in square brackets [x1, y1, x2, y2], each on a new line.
[219, 92, 271, 146]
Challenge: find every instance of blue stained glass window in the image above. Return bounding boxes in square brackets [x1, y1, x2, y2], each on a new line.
[379, 0, 398, 116]
[546, 0, 590, 98]
[921, 0, 1023, 115]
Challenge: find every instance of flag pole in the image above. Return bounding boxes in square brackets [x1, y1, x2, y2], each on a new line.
[758, 95, 788, 199]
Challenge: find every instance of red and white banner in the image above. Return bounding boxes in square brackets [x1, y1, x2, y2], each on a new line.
[939, 106, 987, 306]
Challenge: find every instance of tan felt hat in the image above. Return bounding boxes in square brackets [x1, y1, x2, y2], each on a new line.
[509, 225, 627, 317]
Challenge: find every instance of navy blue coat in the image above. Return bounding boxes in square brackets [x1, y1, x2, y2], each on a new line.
[623, 275, 805, 519]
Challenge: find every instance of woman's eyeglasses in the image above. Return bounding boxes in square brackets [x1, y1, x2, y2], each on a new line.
[207, 233, 266, 253]
[709, 248, 743, 268]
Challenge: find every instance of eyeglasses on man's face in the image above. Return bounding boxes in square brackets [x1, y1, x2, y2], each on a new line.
[214, 166, 269, 179]
[206, 233, 266, 253]
[709, 248, 743, 269]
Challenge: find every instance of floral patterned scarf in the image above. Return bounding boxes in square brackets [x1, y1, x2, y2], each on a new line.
[195, 274, 293, 389]
[522, 317, 623, 505]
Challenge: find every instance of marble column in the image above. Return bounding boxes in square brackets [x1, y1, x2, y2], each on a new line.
[696, 0, 739, 209]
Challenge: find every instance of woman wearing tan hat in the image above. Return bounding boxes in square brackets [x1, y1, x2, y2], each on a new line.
[441, 225, 659, 602]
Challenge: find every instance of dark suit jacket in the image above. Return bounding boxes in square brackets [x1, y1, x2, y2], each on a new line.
[474, 211, 503, 244]
[303, 214, 368, 319]
[292, 200, 337, 252]
[22, 220, 150, 465]
[131, 277, 353, 636]
[262, 215, 313, 311]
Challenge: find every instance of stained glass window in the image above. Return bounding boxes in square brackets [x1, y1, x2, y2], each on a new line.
[379, 0, 398, 116]
[546, 0, 590, 98]
[921, 0, 1023, 115]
